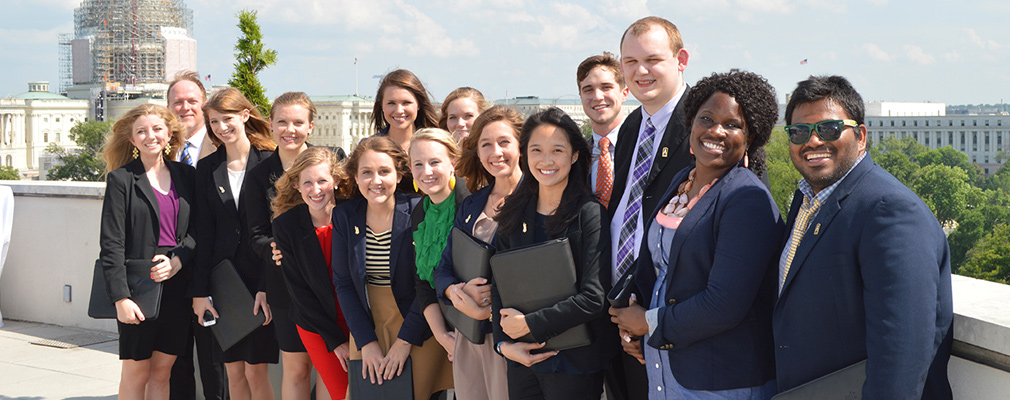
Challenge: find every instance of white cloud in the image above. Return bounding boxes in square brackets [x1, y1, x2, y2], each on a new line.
[598, 0, 650, 21]
[965, 28, 985, 48]
[527, 2, 607, 50]
[862, 43, 893, 61]
[904, 45, 935, 65]
[742, 0, 791, 14]
[401, 2, 480, 58]
[866, 0, 889, 5]
[942, 51, 960, 62]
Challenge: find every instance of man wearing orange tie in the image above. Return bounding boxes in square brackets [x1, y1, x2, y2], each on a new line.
[577, 52, 629, 208]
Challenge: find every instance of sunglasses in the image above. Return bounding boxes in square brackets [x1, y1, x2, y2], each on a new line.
[785, 119, 858, 145]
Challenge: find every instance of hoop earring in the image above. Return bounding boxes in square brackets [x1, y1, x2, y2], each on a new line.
[132, 147, 139, 159]
[449, 175, 456, 190]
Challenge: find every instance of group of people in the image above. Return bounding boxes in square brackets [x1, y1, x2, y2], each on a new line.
[97, 15, 954, 400]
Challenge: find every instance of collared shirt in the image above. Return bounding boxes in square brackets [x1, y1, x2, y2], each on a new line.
[179, 126, 208, 166]
[777, 152, 867, 289]
[609, 84, 686, 284]
[590, 122, 622, 193]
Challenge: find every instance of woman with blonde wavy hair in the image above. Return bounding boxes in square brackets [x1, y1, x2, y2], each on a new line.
[271, 147, 353, 399]
[190, 87, 279, 400]
[99, 103, 196, 399]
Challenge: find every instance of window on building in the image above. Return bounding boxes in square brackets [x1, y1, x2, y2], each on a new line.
[985, 120, 990, 126]
[974, 120, 978, 126]
[999, 135, 1003, 146]
[949, 132, 954, 144]
[902, 120, 906, 127]
[949, 120, 953, 127]
[973, 132, 978, 145]
[5, 155, 11, 167]
[55, 117, 60, 123]
[913, 132, 919, 140]
[961, 120, 965, 126]
[43, 117, 48, 123]
[914, 120, 918, 127]
[891, 120, 895, 127]
[986, 168, 990, 174]
[44, 131, 49, 142]
[55, 131, 60, 142]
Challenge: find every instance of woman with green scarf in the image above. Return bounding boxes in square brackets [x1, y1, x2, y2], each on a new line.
[409, 128, 471, 371]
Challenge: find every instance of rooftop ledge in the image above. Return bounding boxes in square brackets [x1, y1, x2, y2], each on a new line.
[2, 180, 105, 199]
[951, 275, 1010, 373]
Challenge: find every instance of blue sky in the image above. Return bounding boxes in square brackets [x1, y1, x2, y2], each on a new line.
[2, 0, 1008, 106]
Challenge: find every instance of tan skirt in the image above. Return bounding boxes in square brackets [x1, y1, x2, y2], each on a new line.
[349, 284, 453, 400]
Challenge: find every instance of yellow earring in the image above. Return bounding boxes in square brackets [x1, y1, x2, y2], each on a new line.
[164, 143, 172, 156]
[449, 175, 456, 190]
[132, 147, 139, 159]
[413, 180, 419, 192]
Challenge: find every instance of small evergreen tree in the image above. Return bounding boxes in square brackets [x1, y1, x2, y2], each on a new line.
[228, 10, 277, 117]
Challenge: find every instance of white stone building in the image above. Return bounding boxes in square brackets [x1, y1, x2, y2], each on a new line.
[309, 95, 375, 151]
[0, 82, 89, 178]
[495, 96, 641, 128]
[866, 113, 1010, 175]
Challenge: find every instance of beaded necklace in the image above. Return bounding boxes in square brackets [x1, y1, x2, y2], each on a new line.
[660, 168, 718, 218]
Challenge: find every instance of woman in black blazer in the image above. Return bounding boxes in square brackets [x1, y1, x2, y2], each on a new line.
[271, 147, 350, 399]
[608, 70, 783, 399]
[491, 107, 618, 400]
[99, 104, 195, 399]
[331, 136, 452, 400]
[190, 87, 279, 400]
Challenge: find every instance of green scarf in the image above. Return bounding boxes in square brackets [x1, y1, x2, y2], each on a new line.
[413, 191, 456, 289]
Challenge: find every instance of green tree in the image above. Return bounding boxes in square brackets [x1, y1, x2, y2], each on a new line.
[229, 10, 277, 117]
[876, 151, 919, 188]
[875, 136, 928, 160]
[46, 120, 112, 181]
[948, 197, 1010, 272]
[0, 165, 19, 180]
[984, 162, 1010, 193]
[766, 128, 802, 216]
[913, 164, 972, 226]
[960, 223, 1010, 283]
[915, 146, 984, 185]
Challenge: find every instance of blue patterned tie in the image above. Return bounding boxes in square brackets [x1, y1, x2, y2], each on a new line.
[616, 118, 658, 276]
[180, 141, 194, 167]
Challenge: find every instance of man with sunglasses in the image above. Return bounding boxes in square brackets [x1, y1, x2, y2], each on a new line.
[772, 75, 953, 399]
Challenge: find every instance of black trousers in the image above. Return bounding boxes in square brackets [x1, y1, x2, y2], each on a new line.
[169, 315, 228, 400]
[605, 350, 649, 400]
[507, 363, 604, 400]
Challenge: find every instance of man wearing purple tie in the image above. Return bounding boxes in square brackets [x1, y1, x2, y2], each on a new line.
[605, 16, 693, 400]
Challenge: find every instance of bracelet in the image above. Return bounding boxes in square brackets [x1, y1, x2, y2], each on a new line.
[496, 340, 506, 355]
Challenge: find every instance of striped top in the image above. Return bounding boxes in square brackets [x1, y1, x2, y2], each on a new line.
[365, 226, 392, 286]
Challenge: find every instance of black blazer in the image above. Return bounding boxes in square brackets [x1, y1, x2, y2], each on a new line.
[272, 202, 348, 352]
[99, 159, 196, 302]
[608, 86, 693, 222]
[245, 151, 293, 309]
[331, 193, 430, 348]
[410, 181, 471, 311]
[491, 195, 618, 372]
[635, 164, 782, 391]
[191, 146, 272, 297]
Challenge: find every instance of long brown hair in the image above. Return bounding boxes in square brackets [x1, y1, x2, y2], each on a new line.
[103, 104, 185, 173]
[455, 105, 524, 193]
[370, 69, 438, 133]
[341, 136, 409, 198]
[271, 147, 345, 219]
[203, 87, 277, 151]
[437, 87, 489, 131]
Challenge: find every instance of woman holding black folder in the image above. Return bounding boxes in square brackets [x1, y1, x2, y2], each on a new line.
[190, 88, 279, 400]
[432, 105, 524, 400]
[491, 107, 618, 399]
[331, 136, 453, 400]
[100, 104, 194, 399]
[608, 70, 782, 399]
[271, 147, 351, 399]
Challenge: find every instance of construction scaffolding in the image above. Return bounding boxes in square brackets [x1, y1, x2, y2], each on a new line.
[58, 33, 73, 95]
[72, 0, 194, 86]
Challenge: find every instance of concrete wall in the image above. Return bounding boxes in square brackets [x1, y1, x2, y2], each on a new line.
[1, 182, 1009, 397]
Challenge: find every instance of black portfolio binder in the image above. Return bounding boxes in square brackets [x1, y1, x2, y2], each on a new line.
[208, 259, 266, 351]
[348, 357, 414, 400]
[772, 360, 866, 400]
[88, 259, 163, 320]
[443, 227, 495, 344]
[489, 238, 591, 352]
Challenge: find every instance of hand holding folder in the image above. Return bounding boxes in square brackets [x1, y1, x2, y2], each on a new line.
[445, 227, 495, 344]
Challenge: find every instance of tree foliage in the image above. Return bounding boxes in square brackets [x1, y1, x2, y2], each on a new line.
[46, 120, 112, 181]
[228, 10, 277, 118]
[0, 165, 19, 180]
[766, 128, 802, 216]
[913, 164, 973, 226]
[960, 223, 1010, 283]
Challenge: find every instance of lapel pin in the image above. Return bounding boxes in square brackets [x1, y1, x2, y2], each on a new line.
[662, 147, 668, 158]
[522, 222, 527, 233]
[354, 226, 360, 235]
[814, 223, 821, 235]
[465, 214, 471, 224]
[218, 186, 225, 193]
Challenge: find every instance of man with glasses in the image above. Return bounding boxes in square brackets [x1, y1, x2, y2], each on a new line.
[773, 75, 953, 399]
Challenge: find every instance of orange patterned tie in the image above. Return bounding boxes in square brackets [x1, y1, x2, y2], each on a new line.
[596, 136, 613, 207]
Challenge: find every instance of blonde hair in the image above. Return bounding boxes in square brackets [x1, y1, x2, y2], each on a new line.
[410, 128, 461, 162]
[103, 104, 185, 173]
[203, 87, 277, 151]
[270, 92, 317, 123]
[271, 147, 345, 219]
[621, 16, 684, 56]
[342, 136, 410, 198]
[437, 87, 489, 131]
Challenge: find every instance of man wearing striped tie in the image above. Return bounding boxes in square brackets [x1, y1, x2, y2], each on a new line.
[604, 16, 694, 400]
[773, 75, 953, 399]
[168, 71, 217, 168]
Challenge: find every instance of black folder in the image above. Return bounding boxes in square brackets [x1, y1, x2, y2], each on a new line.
[443, 227, 495, 344]
[88, 259, 163, 320]
[608, 265, 638, 308]
[489, 238, 591, 352]
[208, 259, 266, 351]
[348, 357, 414, 400]
[771, 360, 866, 400]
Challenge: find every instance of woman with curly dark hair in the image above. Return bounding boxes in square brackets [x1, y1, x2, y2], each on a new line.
[609, 69, 784, 399]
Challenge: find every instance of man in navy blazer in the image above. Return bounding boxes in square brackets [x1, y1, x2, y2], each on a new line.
[773, 75, 953, 399]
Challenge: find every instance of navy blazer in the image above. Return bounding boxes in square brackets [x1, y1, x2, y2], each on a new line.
[331, 193, 430, 348]
[635, 164, 781, 391]
[773, 156, 953, 399]
[99, 159, 196, 301]
[191, 146, 272, 297]
[272, 202, 348, 352]
[491, 195, 619, 372]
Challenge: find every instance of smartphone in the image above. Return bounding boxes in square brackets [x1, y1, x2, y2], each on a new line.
[202, 310, 217, 327]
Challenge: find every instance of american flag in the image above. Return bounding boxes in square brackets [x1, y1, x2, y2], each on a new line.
[800, 59, 808, 65]
[204, 74, 211, 81]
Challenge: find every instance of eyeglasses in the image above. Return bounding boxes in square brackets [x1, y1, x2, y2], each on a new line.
[785, 119, 858, 145]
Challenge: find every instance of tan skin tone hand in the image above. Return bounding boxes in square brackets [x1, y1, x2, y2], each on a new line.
[608, 294, 649, 337]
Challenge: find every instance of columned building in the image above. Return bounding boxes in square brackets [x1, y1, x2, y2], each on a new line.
[0, 82, 89, 178]
[309, 95, 375, 151]
[866, 113, 1009, 175]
